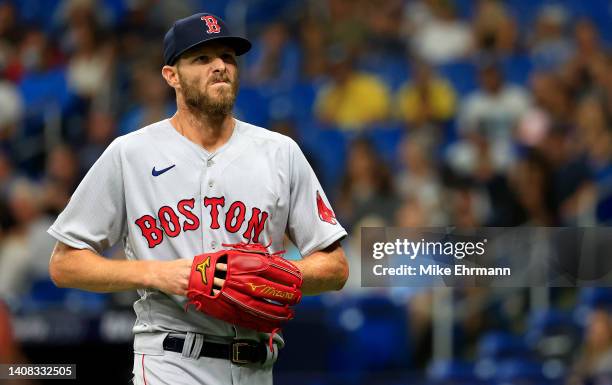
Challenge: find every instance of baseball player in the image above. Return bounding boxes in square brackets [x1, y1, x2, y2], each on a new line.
[47, 13, 349, 385]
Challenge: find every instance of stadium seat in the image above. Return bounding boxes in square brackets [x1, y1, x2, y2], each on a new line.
[477, 331, 531, 361]
[437, 61, 478, 96]
[234, 86, 270, 127]
[364, 123, 406, 169]
[502, 54, 533, 85]
[357, 55, 409, 92]
[427, 359, 479, 384]
[19, 68, 72, 117]
[287, 82, 320, 123]
[275, 295, 332, 374]
[579, 287, 612, 309]
[327, 294, 412, 375]
[300, 126, 350, 190]
[494, 359, 545, 382]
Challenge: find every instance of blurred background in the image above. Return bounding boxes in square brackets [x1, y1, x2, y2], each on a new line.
[1, 0, 612, 384]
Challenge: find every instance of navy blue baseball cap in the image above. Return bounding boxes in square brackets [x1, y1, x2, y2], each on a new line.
[163, 13, 252, 65]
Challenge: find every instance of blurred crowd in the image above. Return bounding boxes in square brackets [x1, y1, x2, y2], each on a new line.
[1, 0, 612, 383]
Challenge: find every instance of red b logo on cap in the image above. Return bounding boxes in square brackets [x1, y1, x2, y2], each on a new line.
[201, 16, 221, 34]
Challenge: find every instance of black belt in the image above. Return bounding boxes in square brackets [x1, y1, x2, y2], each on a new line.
[162, 335, 267, 365]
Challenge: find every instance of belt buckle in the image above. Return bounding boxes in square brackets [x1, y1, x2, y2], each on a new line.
[231, 341, 251, 365]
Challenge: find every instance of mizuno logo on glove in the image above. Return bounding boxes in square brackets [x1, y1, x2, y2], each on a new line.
[246, 283, 295, 299]
[195, 256, 211, 285]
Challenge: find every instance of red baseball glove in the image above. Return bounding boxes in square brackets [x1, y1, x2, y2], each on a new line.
[186, 242, 303, 333]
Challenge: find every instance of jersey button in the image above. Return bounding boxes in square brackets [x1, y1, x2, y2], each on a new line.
[211, 241, 217, 249]
[208, 181, 214, 188]
[207, 159, 214, 167]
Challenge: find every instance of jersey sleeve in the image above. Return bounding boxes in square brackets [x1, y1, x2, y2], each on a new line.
[286, 139, 347, 257]
[47, 139, 127, 254]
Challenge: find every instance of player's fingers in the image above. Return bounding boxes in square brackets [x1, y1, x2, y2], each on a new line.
[216, 263, 227, 271]
[213, 277, 225, 287]
[212, 289, 219, 295]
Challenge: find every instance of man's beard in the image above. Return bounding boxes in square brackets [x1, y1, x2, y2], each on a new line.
[179, 71, 238, 118]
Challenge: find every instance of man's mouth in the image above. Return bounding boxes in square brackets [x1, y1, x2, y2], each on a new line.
[211, 79, 230, 85]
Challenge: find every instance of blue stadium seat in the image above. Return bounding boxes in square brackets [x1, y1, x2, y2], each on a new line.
[19, 68, 72, 116]
[364, 123, 406, 169]
[29, 278, 68, 304]
[275, 295, 332, 374]
[287, 82, 319, 123]
[564, 0, 612, 43]
[194, 0, 230, 20]
[477, 331, 531, 361]
[525, 309, 580, 366]
[300, 126, 349, 190]
[502, 54, 533, 85]
[13, 0, 62, 31]
[504, 0, 541, 31]
[578, 287, 612, 311]
[437, 60, 478, 96]
[327, 294, 412, 376]
[357, 55, 409, 92]
[494, 359, 545, 382]
[21, 278, 107, 314]
[242, 0, 302, 27]
[234, 86, 270, 127]
[427, 359, 478, 384]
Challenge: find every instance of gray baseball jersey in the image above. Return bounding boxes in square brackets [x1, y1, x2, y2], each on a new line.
[48, 118, 346, 346]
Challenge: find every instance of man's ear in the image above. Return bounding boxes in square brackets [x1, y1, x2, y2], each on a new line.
[162, 65, 180, 89]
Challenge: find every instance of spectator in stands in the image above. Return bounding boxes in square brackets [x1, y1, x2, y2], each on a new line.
[298, 15, 327, 81]
[0, 179, 55, 300]
[394, 194, 430, 227]
[473, 0, 519, 57]
[568, 308, 612, 385]
[336, 138, 399, 229]
[361, 0, 405, 59]
[0, 300, 34, 385]
[0, 150, 17, 200]
[0, 2, 17, 38]
[0, 300, 15, 363]
[325, 0, 368, 52]
[587, 126, 612, 223]
[396, 135, 446, 225]
[244, 21, 300, 93]
[446, 183, 489, 228]
[563, 19, 606, 98]
[78, 109, 116, 172]
[65, 17, 115, 102]
[460, 62, 531, 144]
[11, 27, 64, 83]
[395, 58, 456, 135]
[537, 124, 596, 224]
[118, 63, 174, 135]
[409, 0, 473, 65]
[508, 150, 556, 225]
[517, 72, 573, 147]
[447, 62, 530, 176]
[41, 145, 79, 217]
[0, 78, 23, 146]
[315, 47, 391, 130]
[529, 4, 573, 71]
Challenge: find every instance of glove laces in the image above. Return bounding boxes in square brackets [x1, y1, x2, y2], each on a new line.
[221, 241, 286, 257]
[268, 327, 280, 353]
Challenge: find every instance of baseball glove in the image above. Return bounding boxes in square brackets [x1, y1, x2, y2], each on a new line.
[186, 242, 303, 333]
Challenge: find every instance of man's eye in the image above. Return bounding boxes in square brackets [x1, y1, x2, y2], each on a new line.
[195, 56, 209, 62]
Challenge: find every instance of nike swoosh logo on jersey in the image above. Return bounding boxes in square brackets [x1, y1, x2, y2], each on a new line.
[152, 164, 176, 177]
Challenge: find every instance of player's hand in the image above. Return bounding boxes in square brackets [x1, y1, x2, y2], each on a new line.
[212, 263, 226, 295]
[147, 258, 193, 296]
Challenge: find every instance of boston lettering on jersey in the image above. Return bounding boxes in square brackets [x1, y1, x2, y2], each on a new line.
[134, 196, 269, 248]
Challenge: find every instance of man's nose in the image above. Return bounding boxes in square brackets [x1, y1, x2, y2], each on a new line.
[211, 56, 226, 72]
